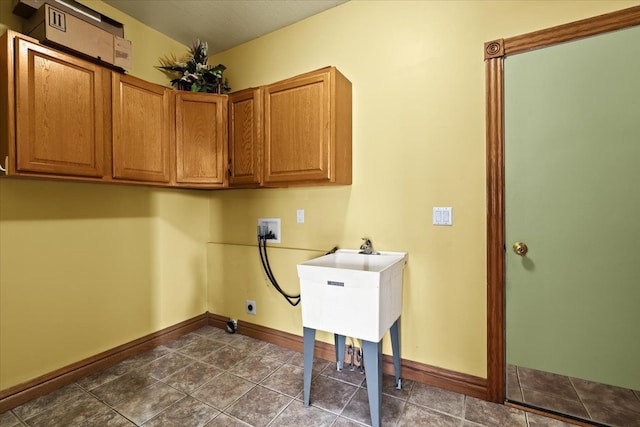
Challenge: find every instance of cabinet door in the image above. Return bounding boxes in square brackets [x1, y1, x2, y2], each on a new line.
[175, 92, 228, 186]
[228, 88, 262, 187]
[264, 70, 330, 184]
[112, 73, 171, 183]
[14, 37, 105, 177]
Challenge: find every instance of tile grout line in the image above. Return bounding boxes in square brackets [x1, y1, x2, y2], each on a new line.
[568, 376, 594, 422]
[11, 383, 87, 426]
[262, 396, 297, 427]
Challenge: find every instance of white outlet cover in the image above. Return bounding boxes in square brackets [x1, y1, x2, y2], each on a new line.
[246, 299, 256, 315]
[296, 209, 304, 223]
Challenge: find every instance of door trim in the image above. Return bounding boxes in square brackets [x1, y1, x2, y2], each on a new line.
[484, 5, 640, 403]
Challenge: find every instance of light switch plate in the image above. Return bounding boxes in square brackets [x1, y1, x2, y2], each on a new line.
[433, 207, 453, 226]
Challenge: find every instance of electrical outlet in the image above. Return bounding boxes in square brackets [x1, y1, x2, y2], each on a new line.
[258, 218, 281, 243]
[246, 300, 256, 315]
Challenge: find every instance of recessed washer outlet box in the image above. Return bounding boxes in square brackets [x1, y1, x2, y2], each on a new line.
[258, 218, 281, 243]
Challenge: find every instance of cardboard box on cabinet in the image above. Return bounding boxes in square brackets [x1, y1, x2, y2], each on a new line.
[14, 0, 125, 37]
[22, 2, 132, 70]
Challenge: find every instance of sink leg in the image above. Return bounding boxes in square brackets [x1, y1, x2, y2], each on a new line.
[334, 334, 346, 371]
[362, 340, 382, 427]
[303, 327, 316, 407]
[390, 318, 402, 389]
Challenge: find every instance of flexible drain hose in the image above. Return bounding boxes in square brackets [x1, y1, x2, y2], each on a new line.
[258, 236, 301, 306]
[257, 237, 339, 307]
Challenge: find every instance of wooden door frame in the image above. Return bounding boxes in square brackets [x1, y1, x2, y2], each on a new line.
[484, 5, 640, 403]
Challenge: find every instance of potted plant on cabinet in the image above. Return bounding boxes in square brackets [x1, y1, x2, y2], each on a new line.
[158, 40, 231, 93]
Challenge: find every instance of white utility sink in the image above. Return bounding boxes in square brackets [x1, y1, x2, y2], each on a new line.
[297, 249, 408, 342]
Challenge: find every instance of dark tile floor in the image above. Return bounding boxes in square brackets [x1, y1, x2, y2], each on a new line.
[507, 364, 640, 427]
[1, 327, 574, 427]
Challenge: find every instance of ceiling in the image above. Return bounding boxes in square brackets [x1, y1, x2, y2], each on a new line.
[103, 0, 348, 55]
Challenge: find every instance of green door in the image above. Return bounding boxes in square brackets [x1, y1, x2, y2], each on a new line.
[504, 24, 640, 414]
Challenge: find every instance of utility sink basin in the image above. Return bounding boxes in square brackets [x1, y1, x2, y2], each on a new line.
[297, 249, 408, 342]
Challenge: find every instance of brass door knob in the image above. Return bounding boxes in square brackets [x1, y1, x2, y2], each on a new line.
[512, 242, 528, 256]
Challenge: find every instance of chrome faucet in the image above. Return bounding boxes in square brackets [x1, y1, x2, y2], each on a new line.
[359, 238, 374, 254]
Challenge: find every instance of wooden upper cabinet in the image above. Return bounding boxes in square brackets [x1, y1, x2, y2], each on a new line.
[263, 66, 352, 186]
[2, 31, 353, 190]
[175, 92, 228, 187]
[14, 36, 105, 177]
[228, 88, 262, 187]
[112, 73, 172, 183]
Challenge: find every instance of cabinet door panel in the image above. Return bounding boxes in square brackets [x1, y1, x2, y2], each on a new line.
[176, 93, 227, 185]
[15, 38, 104, 177]
[229, 88, 261, 186]
[112, 74, 171, 182]
[264, 72, 330, 183]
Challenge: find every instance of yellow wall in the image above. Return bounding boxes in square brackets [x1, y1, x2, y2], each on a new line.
[0, 181, 210, 389]
[0, 2, 22, 36]
[206, 0, 639, 378]
[1, 0, 637, 392]
[0, 2, 206, 389]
